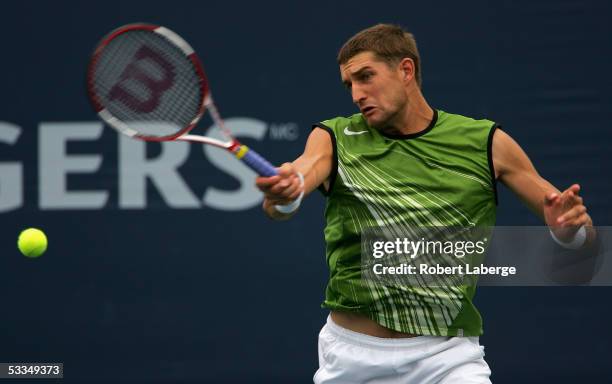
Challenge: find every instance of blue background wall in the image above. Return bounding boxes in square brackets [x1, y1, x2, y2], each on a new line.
[1, 0, 611, 382]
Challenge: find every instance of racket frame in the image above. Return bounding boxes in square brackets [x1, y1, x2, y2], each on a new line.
[87, 23, 277, 176]
[87, 23, 213, 143]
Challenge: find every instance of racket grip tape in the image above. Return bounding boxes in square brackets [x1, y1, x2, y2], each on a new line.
[235, 145, 278, 177]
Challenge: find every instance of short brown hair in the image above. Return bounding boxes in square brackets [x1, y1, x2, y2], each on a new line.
[337, 24, 422, 88]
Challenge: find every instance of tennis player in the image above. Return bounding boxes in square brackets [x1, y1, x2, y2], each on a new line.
[256, 24, 595, 383]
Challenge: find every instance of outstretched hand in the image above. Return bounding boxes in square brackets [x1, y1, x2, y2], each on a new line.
[544, 184, 589, 242]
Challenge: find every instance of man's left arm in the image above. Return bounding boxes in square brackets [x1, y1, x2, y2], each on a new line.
[492, 129, 596, 248]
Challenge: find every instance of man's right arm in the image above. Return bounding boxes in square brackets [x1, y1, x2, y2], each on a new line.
[255, 127, 333, 220]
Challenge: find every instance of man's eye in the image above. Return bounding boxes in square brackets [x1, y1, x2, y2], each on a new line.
[359, 72, 372, 81]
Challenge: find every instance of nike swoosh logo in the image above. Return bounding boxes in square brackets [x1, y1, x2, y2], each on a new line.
[343, 127, 368, 136]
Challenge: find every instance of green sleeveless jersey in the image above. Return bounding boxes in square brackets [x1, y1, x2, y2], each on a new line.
[315, 109, 498, 336]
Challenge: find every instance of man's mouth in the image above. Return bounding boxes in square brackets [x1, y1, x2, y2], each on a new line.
[361, 106, 376, 116]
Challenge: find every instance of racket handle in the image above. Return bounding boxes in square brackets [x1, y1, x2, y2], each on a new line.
[235, 145, 278, 177]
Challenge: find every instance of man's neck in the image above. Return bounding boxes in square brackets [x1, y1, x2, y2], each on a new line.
[383, 90, 434, 136]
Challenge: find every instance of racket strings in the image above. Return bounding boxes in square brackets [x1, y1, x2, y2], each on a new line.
[91, 30, 203, 138]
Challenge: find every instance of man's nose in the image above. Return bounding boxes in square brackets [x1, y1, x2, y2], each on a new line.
[352, 85, 366, 105]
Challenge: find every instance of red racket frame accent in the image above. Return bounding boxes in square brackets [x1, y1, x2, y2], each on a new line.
[86, 23, 209, 142]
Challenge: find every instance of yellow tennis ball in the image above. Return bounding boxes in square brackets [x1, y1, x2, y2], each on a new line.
[17, 228, 48, 258]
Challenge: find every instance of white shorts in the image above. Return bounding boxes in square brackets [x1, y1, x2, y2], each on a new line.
[314, 315, 491, 384]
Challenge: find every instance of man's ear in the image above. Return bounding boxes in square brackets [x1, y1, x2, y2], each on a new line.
[399, 58, 415, 83]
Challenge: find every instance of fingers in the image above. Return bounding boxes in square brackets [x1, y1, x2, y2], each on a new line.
[255, 175, 281, 190]
[544, 183, 589, 230]
[544, 192, 559, 206]
[559, 187, 583, 209]
[268, 174, 299, 196]
[287, 185, 304, 200]
[277, 162, 295, 178]
[559, 184, 580, 200]
[558, 204, 588, 226]
[255, 162, 304, 204]
[568, 183, 581, 195]
[546, 184, 582, 209]
[255, 163, 294, 191]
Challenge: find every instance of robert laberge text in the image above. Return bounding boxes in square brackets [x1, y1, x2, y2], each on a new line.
[372, 263, 517, 277]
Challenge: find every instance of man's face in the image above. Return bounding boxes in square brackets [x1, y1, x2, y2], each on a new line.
[340, 51, 407, 129]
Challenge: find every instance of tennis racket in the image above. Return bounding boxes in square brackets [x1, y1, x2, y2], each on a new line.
[86, 23, 278, 177]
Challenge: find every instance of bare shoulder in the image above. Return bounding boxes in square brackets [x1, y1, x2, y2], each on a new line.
[305, 126, 334, 154]
[491, 128, 532, 179]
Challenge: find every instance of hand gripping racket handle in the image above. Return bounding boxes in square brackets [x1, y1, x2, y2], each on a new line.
[235, 145, 278, 177]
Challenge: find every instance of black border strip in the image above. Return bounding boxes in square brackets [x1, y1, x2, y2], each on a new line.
[379, 109, 438, 140]
[311, 123, 338, 196]
[487, 123, 500, 206]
